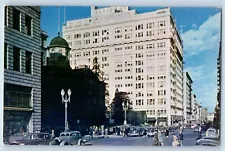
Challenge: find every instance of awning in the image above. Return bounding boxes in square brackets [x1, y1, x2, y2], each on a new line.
[4, 107, 33, 112]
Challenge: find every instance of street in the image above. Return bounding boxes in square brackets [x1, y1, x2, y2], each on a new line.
[87, 128, 203, 146]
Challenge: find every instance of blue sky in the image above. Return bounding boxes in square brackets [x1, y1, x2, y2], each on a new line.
[41, 6, 221, 113]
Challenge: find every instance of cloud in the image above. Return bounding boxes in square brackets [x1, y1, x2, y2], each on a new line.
[181, 12, 221, 57]
[185, 66, 208, 81]
[194, 83, 217, 113]
[192, 24, 197, 28]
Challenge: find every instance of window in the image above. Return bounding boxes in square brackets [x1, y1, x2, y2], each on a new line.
[74, 34, 81, 39]
[146, 30, 154, 36]
[26, 51, 32, 74]
[125, 33, 132, 39]
[147, 43, 154, 49]
[102, 57, 107, 61]
[136, 45, 143, 50]
[147, 99, 155, 105]
[84, 39, 90, 44]
[4, 83, 32, 108]
[5, 6, 7, 26]
[136, 83, 144, 89]
[158, 42, 166, 48]
[135, 60, 143, 66]
[83, 32, 90, 38]
[13, 8, 20, 31]
[136, 99, 144, 105]
[25, 15, 32, 36]
[135, 24, 143, 30]
[4, 43, 7, 68]
[147, 22, 154, 29]
[158, 21, 166, 27]
[13, 47, 20, 71]
[136, 32, 143, 38]
[93, 31, 99, 36]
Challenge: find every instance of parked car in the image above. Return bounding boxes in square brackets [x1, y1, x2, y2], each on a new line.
[129, 130, 140, 137]
[147, 130, 155, 137]
[206, 128, 217, 137]
[196, 136, 219, 146]
[12, 133, 52, 145]
[50, 131, 86, 146]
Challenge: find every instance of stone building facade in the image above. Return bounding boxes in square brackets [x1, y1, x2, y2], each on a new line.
[62, 6, 184, 126]
[4, 6, 42, 135]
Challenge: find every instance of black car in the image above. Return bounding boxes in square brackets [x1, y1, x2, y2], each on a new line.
[12, 133, 53, 145]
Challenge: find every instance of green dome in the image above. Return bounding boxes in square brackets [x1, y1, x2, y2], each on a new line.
[48, 33, 71, 50]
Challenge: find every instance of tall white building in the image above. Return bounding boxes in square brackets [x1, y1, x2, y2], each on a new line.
[183, 72, 193, 124]
[62, 6, 184, 126]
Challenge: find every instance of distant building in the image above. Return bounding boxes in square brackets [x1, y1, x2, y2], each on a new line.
[207, 113, 214, 122]
[62, 6, 184, 126]
[183, 72, 193, 124]
[4, 6, 42, 135]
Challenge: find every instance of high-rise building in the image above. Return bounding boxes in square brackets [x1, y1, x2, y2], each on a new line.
[62, 6, 184, 126]
[183, 72, 193, 124]
[4, 6, 42, 135]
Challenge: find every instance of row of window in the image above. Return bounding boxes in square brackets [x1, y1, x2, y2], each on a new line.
[5, 7, 33, 36]
[146, 110, 167, 115]
[4, 43, 32, 74]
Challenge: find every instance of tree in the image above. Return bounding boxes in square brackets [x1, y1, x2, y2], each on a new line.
[127, 110, 139, 125]
[111, 89, 131, 125]
[137, 111, 147, 124]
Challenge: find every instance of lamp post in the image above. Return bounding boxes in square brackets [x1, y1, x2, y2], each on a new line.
[61, 89, 71, 132]
[122, 102, 128, 125]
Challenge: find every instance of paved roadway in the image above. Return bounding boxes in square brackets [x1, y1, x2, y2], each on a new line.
[87, 128, 205, 146]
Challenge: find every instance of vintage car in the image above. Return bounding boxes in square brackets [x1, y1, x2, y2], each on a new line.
[12, 133, 52, 145]
[50, 131, 86, 146]
[206, 128, 217, 137]
[196, 136, 219, 146]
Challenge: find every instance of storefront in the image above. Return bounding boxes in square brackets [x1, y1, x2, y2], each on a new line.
[4, 110, 32, 136]
[4, 83, 33, 136]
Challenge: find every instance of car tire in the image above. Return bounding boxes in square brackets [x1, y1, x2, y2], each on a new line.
[60, 141, 69, 146]
[49, 140, 59, 145]
[78, 139, 83, 146]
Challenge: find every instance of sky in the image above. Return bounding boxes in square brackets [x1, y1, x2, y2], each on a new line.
[41, 6, 221, 113]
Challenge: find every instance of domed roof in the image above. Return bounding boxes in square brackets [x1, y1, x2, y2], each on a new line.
[48, 33, 71, 50]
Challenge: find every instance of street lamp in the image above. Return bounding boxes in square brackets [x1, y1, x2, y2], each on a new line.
[122, 102, 128, 125]
[61, 89, 71, 132]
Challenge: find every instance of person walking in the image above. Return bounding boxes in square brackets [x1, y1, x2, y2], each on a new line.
[178, 130, 183, 146]
[172, 135, 180, 147]
[158, 129, 164, 146]
[165, 128, 169, 138]
[153, 131, 161, 146]
[197, 126, 202, 140]
[51, 130, 55, 139]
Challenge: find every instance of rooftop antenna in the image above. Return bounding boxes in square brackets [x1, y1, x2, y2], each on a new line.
[57, 6, 60, 36]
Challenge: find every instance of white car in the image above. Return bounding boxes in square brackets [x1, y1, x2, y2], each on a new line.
[196, 136, 219, 146]
[129, 130, 139, 137]
[206, 128, 217, 137]
[147, 131, 155, 137]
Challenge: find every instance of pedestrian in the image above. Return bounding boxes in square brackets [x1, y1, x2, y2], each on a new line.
[51, 130, 55, 139]
[178, 130, 183, 146]
[153, 130, 161, 146]
[197, 126, 202, 140]
[165, 128, 169, 138]
[172, 135, 180, 147]
[158, 129, 164, 146]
